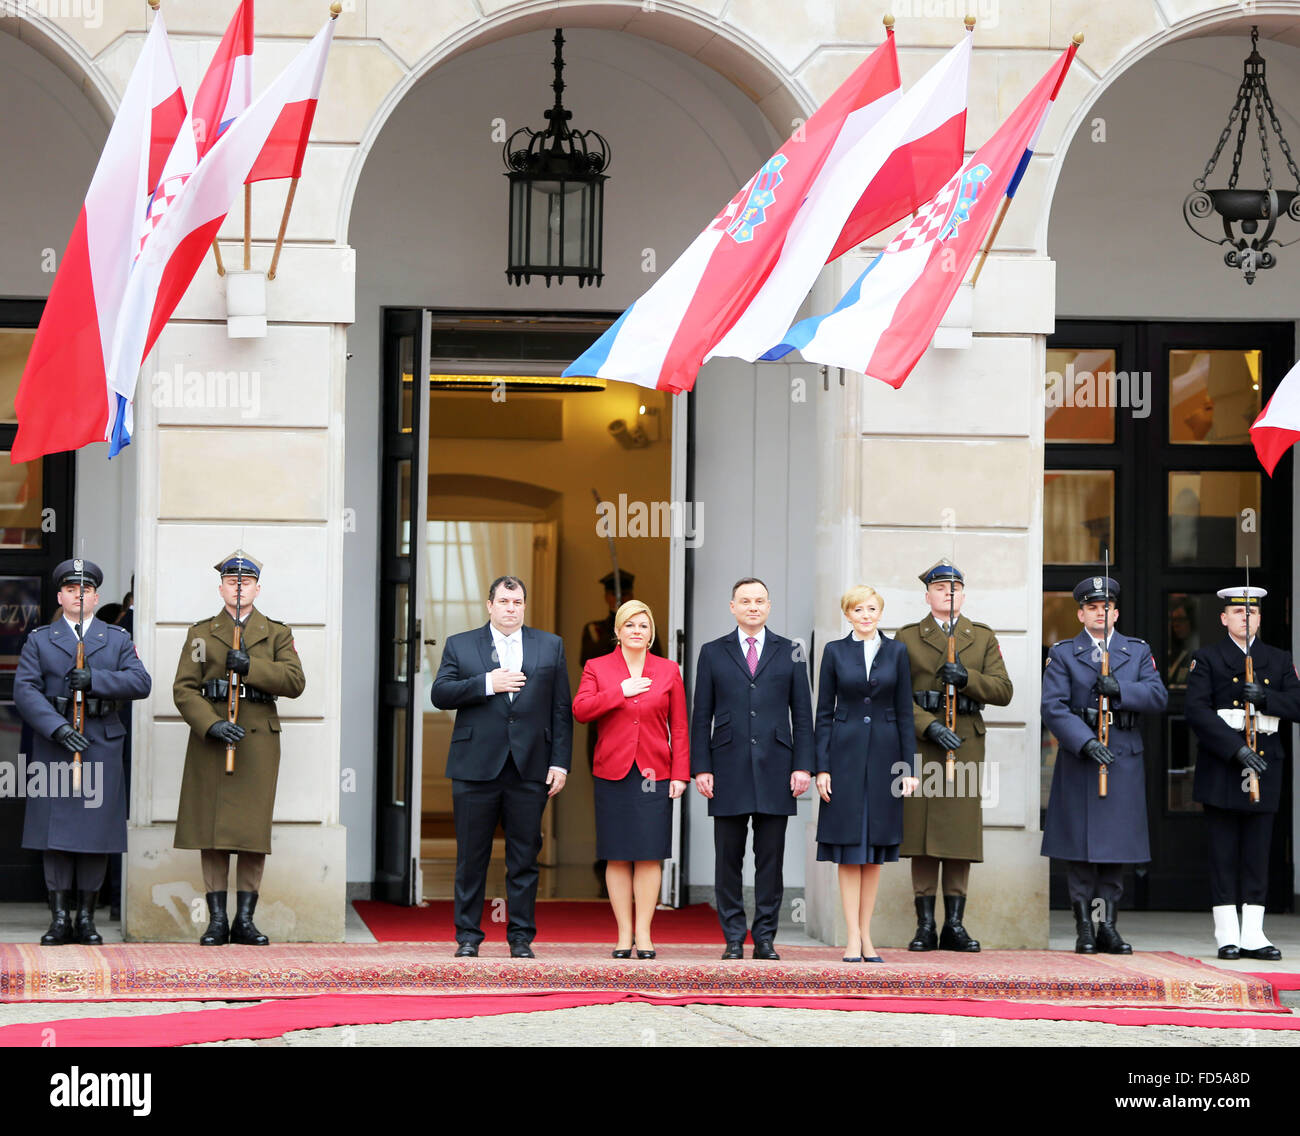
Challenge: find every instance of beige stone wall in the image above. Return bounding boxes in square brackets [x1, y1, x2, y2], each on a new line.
[9, 0, 1274, 940]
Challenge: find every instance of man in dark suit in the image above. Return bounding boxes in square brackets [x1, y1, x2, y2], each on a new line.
[691, 577, 814, 960]
[431, 575, 572, 958]
[1041, 575, 1168, 954]
[1186, 585, 1300, 961]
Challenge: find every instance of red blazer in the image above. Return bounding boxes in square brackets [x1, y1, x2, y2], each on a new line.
[572, 649, 690, 783]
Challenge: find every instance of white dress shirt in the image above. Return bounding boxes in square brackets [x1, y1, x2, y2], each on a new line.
[737, 625, 767, 663]
[853, 630, 881, 676]
[64, 613, 94, 638]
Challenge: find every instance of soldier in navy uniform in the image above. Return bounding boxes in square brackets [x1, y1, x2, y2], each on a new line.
[14, 559, 152, 945]
[1185, 586, 1300, 961]
[1041, 576, 1168, 954]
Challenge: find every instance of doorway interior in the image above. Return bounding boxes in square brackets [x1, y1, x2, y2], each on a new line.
[374, 309, 685, 905]
[1042, 318, 1294, 911]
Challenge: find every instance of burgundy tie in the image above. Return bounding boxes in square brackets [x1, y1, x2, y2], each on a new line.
[746, 637, 758, 676]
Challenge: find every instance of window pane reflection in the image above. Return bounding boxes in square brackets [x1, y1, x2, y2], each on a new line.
[1045, 348, 1117, 443]
[1169, 349, 1261, 445]
[1044, 470, 1114, 565]
[1168, 471, 1260, 566]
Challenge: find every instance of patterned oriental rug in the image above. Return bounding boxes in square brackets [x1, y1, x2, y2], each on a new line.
[0, 943, 1286, 1012]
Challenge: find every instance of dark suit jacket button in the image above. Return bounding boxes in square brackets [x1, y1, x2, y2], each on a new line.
[864, 716, 871, 724]
[750, 710, 756, 717]
[751, 738, 757, 744]
[863, 697, 870, 704]
[750, 683, 756, 689]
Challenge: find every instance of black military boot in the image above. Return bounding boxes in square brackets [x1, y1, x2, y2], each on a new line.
[907, 896, 938, 951]
[1072, 900, 1097, 954]
[199, 891, 229, 946]
[40, 890, 74, 946]
[230, 891, 270, 945]
[74, 891, 103, 946]
[938, 894, 981, 952]
[1095, 901, 1132, 954]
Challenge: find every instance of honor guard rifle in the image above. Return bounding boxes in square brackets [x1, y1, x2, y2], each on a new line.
[225, 561, 245, 776]
[1243, 559, 1261, 803]
[72, 559, 86, 794]
[1098, 550, 1111, 799]
[944, 582, 957, 784]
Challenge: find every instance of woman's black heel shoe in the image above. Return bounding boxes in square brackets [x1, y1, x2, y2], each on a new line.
[635, 945, 656, 959]
[612, 947, 633, 959]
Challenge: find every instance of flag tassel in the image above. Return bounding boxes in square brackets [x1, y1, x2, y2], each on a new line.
[267, 177, 299, 281]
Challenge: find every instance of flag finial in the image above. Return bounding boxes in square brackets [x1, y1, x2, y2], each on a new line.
[1073, 32, 1085, 45]
[149, 0, 159, 9]
[330, 2, 342, 17]
[883, 13, 894, 31]
[965, 15, 976, 31]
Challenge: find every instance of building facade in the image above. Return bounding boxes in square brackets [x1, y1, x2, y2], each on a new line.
[0, 0, 1296, 944]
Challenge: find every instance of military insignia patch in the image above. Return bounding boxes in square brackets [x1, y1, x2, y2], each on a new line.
[1189, 658, 1196, 672]
[1093, 577, 1103, 590]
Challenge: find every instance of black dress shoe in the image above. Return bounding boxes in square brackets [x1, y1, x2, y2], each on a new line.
[635, 946, 656, 959]
[1071, 900, 1097, 955]
[611, 948, 632, 959]
[1241, 945, 1282, 961]
[863, 956, 884, 963]
[908, 896, 938, 951]
[510, 941, 535, 958]
[721, 941, 743, 960]
[1217, 944, 1241, 960]
[1095, 901, 1131, 955]
[75, 891, 103, 946]
[454, 943, 478, 958]
[938, 895, 980, 952]
[230, 891, 270, 946]
[752, 940, 780, 960]
[40, 890, 74, 946]
[199, 891, 229, 946]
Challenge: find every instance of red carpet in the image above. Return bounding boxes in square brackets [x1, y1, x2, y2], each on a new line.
[0, 941, 1284, 1012]
[0, 989, 1297, 1047]
[353, 899, 722, 943]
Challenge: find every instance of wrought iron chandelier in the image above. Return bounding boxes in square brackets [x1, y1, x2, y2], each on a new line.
[503, 29, 610, 288]
[1184, 26, 1300, 284]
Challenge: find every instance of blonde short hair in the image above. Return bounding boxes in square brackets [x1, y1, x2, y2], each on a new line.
[614, 600, 656, 648]
[840, 585, 884, 617]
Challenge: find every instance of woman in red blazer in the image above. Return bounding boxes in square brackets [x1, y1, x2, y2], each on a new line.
[573, 600, 689, 958]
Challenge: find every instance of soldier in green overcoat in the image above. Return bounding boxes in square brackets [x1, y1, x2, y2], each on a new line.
[897, 560, 1012, 952]
[173, 551, 305, 945]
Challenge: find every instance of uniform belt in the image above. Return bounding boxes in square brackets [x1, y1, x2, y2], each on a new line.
[914, 690, 984, 715]
[48, 695, 120, 719]
[1074, 706, 1140, 731]
[1216, 707, 1279, 735]
[200, 678, 276, 704]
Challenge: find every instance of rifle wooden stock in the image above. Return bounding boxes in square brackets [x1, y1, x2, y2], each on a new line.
[225, 623, 241, 775]
[72, 636, 84, 793]
[1098, 646, 1109, 798]
[944, 626, 956, 783]
[1244, 655, 1261, 803]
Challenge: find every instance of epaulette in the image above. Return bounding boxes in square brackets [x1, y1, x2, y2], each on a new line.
[898, 621, 922, 631]
[970, 620, 994, 632]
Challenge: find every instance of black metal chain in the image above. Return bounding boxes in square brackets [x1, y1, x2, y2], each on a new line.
[1227, 81, 1254, 190]
[1255, 93, 1274, 192]
[1196, 74, 1251, 190]
[1261, 82, 1300, 189]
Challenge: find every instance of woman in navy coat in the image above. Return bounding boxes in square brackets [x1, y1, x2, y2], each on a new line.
[815, 585, 917, 961]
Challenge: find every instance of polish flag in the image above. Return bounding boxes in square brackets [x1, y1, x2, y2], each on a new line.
[12, 15, 185, 463]
[1251, 360, 1300, 475]
[192, 0, 255, 157]
[566, 29, 968, 393]
[102, 16, 336, 455]
[765, 41, 1079, 388]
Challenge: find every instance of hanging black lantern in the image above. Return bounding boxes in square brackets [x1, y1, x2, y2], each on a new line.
[1183, 26, 1300, 284]
[503, 29, 610, 288]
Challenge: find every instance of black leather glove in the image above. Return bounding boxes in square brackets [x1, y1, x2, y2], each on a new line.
[225, 648, 251, 676]
[1081, 738, 1114, 766]
[1242, 681, 1268, 710]
[937, 660, 968, 689]
[924, 721, 963, 751]
[52, 723, 89, 753]
[1233, 744, 1267, 774]
[207, 720, 246, 745]
[67, 666, 92, 692]
[1093, 674, 1121, 705]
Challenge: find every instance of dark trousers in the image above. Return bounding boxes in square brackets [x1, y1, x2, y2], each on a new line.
[1204, 804, 1273, 907]
[452, 757, 548, 947]
[714, 813, 787, 944]
[1065, 860, 1124, 906]
[43, 851, 107, 892]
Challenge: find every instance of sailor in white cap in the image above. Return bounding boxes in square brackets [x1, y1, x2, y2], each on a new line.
[1185, 585, 1300, 960]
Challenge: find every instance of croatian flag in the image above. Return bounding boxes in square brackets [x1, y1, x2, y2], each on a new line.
[12, 14, 185, 463]
[765, 41, 1079, 388]
[1251, 359, 1300, 475]
[566, 29, 968, 393]
[191, 0, 254, 157]
[102, 16, 336, 454]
